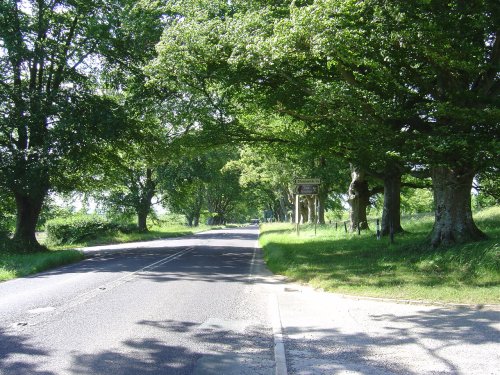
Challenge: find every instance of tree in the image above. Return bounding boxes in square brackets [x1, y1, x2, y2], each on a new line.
[229, 144, 297, 222]
[0, 0, 136, 250]
[327, 0, 499, 245]
[159, 152, 210, 227]
[151, 0, 498, 246]
[205, 166, 241, 225]
[233, 0, 499, 245]
[159, 146, 245, 226]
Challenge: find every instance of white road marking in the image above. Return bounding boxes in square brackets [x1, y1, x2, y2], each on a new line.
[11, 247, 194, 331]
[28, 307, 55, 314]
[270, 293, 288, 375]
[64, 247, 194, 308]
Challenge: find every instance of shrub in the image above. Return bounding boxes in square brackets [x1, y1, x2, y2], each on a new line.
[45, 215, 133, 245]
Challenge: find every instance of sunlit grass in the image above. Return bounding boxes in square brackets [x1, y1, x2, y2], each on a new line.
[260, 207, 500, 304]
[0, 249, 84, 282]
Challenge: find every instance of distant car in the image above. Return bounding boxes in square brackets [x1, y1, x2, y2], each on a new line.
[250, 219, 260, 225]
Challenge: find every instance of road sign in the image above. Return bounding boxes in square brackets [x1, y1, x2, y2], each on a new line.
[294, 178, 321, 185]
[295, 184, 319, 195]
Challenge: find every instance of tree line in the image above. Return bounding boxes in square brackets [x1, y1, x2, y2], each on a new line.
[0, 0, 498, 252]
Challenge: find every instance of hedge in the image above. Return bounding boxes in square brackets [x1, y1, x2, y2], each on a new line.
[46, 216, 136, 245]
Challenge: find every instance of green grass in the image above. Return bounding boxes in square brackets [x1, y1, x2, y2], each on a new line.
[260, 206, 500, 305]
[0, 249, 84, 282]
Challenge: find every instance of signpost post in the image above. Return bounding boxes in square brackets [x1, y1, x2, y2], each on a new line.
[294, 178, 321, 236]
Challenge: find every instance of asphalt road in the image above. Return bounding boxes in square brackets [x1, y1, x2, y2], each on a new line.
[1, 226, 499, 375]
[0, 227, 275, 375]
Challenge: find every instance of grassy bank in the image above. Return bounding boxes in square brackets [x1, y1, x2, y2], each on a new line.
[260, 207, 500, 305]
[0, 249, 84, 282]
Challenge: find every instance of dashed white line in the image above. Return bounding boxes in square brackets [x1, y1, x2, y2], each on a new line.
[13, 247, 194, 330]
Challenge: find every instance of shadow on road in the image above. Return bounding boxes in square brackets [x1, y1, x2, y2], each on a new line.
[71, 339, 201, 375]
[0, 328, 52, 375]
[282, 307, 500, 375]
[1, 307, 498, 374]
[63, 309, 500, 374]
[24, 246, 275, 286]
[69, 318, 273, 375]
[21, 228, 274, 287]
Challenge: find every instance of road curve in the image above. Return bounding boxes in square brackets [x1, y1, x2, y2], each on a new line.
[1, 226, 499, 375]
[0, 227, 276, 374]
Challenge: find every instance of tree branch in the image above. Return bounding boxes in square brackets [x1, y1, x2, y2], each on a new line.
[473, 29, 499, 95]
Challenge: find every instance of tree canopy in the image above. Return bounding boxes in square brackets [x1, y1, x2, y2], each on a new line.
[1, 0, 497, 250]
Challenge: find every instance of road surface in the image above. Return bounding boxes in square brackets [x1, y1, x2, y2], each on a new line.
[0, 227, 499, 374]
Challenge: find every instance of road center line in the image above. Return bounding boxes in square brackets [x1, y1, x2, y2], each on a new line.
[17, 247, 194, 329]
[72, 247, 194, 301]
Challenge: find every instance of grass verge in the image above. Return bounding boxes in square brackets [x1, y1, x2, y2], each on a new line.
[260, 206, 500, 305]
[60, 224, 220, 248]
[0, 249, 84, 282]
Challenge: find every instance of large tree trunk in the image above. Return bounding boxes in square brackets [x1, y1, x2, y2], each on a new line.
[187, 206, 201, 227]
[430, 167, 486, 246]
[300, 200, 308, 224]
[13, 192, 46, 251]
[306, 196, 316, 223]
[279, 195, 287, 222]
[348, 166, 370, 231]
[381, 170, 404, 236]
[317, 185, 328, 225]
[136, 168, 156, 232]
[137, 209, 149, 232]
[208, 214, 224, 225]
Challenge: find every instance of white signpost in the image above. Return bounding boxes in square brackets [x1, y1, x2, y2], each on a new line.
[294, 178, 321, 236]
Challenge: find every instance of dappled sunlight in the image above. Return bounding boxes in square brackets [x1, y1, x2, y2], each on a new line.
[260, 220, 500, 304]
[279, 287, 500, 375]
[69, 318, 274, 375]
[0, 328, 54, 375]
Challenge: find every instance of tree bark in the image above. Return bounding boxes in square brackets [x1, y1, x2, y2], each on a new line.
[381, 170, 404, 236]
[208, 214, 224, 225]
[13, 192, 46, 250]
[137, 209, 149, 232]
[279, 195, 287, 222]
[306, 196, 316, 223]
[348, 166, 370, 231]
[136, 168, 156, 232]
[300, 199, 308, 224]
[317, 185, 328, 225]
[430, 167, 486, 246]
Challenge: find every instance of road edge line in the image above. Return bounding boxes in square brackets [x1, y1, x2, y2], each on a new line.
[270, 293, 288, 375]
